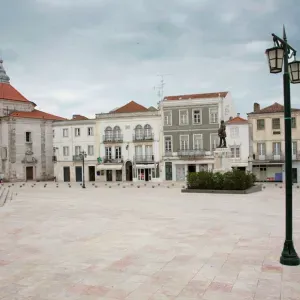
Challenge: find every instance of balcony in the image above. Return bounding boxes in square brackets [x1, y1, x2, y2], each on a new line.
[252, 154, 285, 162]
[103, 134, 123, 143]
[102, 156, 123, 164]
[73, 155, 83, 162]
[177, 149, 212, 159]
[132, 133, 154, 142]
[134, 155, 155, 163]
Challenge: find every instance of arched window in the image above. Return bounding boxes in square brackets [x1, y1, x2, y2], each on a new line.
[135, 125, 143, 140]
[113, 126, 121, 139]
[105, 126, 113, 140]
[144, 124, 152, 139]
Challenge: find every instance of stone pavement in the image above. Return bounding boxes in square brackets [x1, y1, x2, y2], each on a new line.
[0, 182, 300, 300]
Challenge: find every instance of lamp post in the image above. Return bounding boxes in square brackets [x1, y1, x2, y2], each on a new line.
[80, 150, 87, 189]
[265, 26, 300, 266]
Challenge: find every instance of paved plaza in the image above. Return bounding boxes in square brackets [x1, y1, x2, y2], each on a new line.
[0, 182, 300, 300]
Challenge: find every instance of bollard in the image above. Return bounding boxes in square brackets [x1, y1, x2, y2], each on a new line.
[123, 186, 126, 188]
[137, 185, 140, 188]
[152, 186, 155, 188]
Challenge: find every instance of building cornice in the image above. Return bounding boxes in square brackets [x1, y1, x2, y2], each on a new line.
[53, 119, 96, 126]
[96, 111, 160, 119]
[161, 98, 221, 108]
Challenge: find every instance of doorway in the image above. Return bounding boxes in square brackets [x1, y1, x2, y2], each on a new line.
[26, 166, 34, 181]
[106, 170, 113, 181]
[75, 166, 82, 182]
[116, 170, 122, 181]
[165, 162, 172, 181]
[188, 164, 196, 173]
[89, 166, 95, 181]
[292, 168, 298, 183]
[126, 161, 133, 181]
[63, 166, 70, 182]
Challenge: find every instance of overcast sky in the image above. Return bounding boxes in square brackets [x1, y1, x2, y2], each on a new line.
[1, 0, 300, 118]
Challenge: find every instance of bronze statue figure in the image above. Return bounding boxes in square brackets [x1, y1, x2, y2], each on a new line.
[218, 120, 227, 148]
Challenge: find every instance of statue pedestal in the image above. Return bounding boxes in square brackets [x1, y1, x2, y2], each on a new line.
[213, 147, 232, 173]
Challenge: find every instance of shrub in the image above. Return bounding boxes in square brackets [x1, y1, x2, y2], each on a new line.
[186, 169, 255, 190]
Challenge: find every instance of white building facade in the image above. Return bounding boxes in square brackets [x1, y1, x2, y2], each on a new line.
[226, 114, 250, 171]
[53, 118, 97, 182]
[95, 101, 162, 182]
[0, 59, 64, 182]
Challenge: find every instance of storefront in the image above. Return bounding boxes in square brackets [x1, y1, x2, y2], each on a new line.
[96, 164, 123, 182]
[252, 164, 283, 182]
[133, 163, 160, 182]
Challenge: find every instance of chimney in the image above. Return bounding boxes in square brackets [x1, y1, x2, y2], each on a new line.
[229, 116, 233, 120]
[72, 114, 79, 119]
[237, 113, 240, 117]
[254, 103, 260, 113]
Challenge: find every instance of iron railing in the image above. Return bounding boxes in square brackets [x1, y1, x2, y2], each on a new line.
[103, 134, 123, 143]
[134, 155, 155, 163]
[132, 133, 154, 142]
[102, 156, 123, 164]
[177, 149, 210, 158]
[73, 155, 83, 161]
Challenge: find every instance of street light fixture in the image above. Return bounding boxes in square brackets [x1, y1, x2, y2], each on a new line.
[79, 150, 87, 189]
[266, 26, 300, 266]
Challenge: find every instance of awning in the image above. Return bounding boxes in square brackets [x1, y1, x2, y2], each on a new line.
[97, 164, 123, 171]
[135, 164, 155, 169]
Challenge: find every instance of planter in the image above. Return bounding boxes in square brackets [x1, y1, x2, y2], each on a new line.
[181, 184, 262, 194]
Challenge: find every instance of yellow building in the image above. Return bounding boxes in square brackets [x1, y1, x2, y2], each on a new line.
[248, 102, 300, 183]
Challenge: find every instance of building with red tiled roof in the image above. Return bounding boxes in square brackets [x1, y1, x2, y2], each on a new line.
[95, 100, 161, 182]
[247, 102, 300, 183]
[71, 114, 89, 120]
[0, 59, 65, 182]
[163, 91, 228, 101]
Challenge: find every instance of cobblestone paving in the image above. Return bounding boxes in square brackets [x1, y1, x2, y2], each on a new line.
[0, 182, 300, 299]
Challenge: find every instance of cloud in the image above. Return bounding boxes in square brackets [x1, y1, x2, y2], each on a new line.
[1, 0, 300, 119]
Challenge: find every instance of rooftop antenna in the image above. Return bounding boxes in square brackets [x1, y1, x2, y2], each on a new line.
[153, 73, 171, 107]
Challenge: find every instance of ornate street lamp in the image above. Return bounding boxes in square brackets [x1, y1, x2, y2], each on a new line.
[79, 150, 87, 189]
[266, 26, 300, 266]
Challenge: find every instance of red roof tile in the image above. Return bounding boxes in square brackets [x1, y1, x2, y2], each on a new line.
[164, 91, 228, 101]
[72, 114, 89, 120]
[10, 109, 66, 120]
[113, 101, 149, 113]
[249, 102, 300, 114]
[227, 116, 248, 124]
[0, 83, 29, 102]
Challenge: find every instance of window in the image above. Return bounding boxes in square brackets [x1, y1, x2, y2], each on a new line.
[145, 145, 153, 156]
[135, 125, 143, 139]
[63, 128, 68, 137]
[292, 117, 296, 128]
[75, 146, 81, 155]
[25, 132, 32, 143]
[257, 119, 265, 130]
[113, 126, 121, 139]
[272, 118, 280, 130]
[273, 142, 281, 155]
[292, 141, 297, 155]
[257, 143, 266, 155]
[144, 124, 152, 139]
[105, 147, 112, 159]
[193, 134, 203, 150]
[193, 109, 202, 124]
[75, 128, 80, 136]
[63, 146, 69, 156]
[115, 146, 122, 159]
[209, 108, 218, 124]
[179, 109, 188, 125]
[180, 135, 189, 150]
[135, 145, 143, 156]
[87, 127, 94, 136]
[164, 111, 172, 126]
[53, 130, 55, 138]
[230, 146, 240, 158]
[230, 127, 239, 138]
[210, 133, 219, 151]
[105, 126, 113, 140]
[164, 136, 172, 153]
[88, 145, 94, 156]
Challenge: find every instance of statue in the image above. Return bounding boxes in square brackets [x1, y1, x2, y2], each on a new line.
[218, 120, 227, 148]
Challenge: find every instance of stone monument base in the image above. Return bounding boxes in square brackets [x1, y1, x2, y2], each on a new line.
[213, 147, 232, 173]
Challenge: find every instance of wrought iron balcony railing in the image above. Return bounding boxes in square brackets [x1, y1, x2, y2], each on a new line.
[252, 154, 285, 161]
[134, 155, 155, 163]
[102, 156, 123, 164]
[132, 133, 154, 142]
[73, 155, 83, 161]
[103, 134, 123, 143]
[177, 149, 212, 158]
